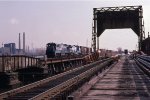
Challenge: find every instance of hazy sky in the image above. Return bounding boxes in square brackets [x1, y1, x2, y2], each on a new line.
[0, 0, 150, 51]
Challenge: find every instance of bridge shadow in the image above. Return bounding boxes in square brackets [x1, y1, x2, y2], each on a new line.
[131, 62, 150, 99]
[116, 57, 150, 100]
[16, 67, 45, 84]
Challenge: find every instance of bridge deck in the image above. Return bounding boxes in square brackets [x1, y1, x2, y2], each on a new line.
[78, 56, 150, 100]
[1, 58, 111, 100]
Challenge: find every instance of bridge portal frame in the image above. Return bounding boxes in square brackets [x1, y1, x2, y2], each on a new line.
[92, 6, 145, 52]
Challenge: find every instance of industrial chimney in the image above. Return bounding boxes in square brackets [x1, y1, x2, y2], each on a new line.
[19, 33, 21, 52]
[23, 32, 25, 53]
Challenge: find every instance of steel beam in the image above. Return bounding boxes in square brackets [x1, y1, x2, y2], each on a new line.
[92, 6, 145, 52]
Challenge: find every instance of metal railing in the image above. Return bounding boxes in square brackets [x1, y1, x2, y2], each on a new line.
[29, 59, 112, 100]
[0, 58, 111, 99]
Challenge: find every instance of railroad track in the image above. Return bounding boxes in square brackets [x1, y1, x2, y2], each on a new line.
[0, 58, 113, 100]
[72, 55, 150, 100]
[135, 55, 150, 77]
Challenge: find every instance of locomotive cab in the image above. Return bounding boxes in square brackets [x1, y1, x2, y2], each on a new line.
[46, 43, 56, 58]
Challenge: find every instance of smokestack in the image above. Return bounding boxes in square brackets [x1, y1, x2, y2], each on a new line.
[23, 32, 25, 53]
[19, 33, 21, 51]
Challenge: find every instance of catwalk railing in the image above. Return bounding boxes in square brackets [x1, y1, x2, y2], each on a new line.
[0, 58, 113, 100]
[0, 55, 39, 72]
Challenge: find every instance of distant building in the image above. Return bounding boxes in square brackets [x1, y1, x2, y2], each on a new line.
[0, 47, 11, 55]
[15, 49, 25, 55]
[34, 48, 46, 56]
[3, 43, 16, 55]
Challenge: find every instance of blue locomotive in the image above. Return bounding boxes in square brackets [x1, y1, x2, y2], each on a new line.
[46, 43, 56, 58]
[46, 42, 92, 58]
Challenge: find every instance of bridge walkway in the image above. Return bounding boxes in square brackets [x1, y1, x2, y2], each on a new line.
[75, 56, 150, 100]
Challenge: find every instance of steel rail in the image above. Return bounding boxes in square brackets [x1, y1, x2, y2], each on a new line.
[135, 59, 150, 77]
[29, 59, 112, 100]
[137, 55, 150, 63]
[0, 58, 111, 99]
[137, 58, 150, 70]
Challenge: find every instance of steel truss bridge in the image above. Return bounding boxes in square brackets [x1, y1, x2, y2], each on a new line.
[92, 6, 145, 51]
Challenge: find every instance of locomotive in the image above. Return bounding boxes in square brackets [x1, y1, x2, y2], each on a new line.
[46, 43, 56, 58]
[46, 42, 92, 58]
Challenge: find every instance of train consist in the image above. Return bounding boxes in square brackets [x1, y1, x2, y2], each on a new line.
[46, 42, 92, 58]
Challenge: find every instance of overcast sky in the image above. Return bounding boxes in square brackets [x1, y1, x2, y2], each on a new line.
[0, 0, 150, 51]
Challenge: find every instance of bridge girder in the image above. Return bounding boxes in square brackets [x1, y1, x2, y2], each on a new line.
[92, 6, 145, 52]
